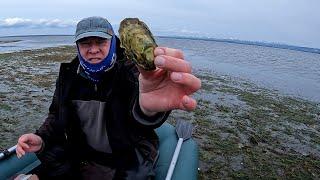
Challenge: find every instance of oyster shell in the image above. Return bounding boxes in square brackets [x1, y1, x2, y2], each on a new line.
[119, 18, 157, 71]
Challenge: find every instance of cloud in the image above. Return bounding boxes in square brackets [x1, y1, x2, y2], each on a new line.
[0, 18, 77, 28]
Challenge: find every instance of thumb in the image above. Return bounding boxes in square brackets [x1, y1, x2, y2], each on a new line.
[19, 134, 31, 145]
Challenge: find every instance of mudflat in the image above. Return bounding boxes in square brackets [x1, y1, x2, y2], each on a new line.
[0, 46, 319, 179]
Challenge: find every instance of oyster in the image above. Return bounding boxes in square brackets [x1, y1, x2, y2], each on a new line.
[119, 18, 157, 71]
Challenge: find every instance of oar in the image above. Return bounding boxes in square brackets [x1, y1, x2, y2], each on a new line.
[165, 119, 193, 180]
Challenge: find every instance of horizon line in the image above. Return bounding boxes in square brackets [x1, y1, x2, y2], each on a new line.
[1, 34, 319, 53]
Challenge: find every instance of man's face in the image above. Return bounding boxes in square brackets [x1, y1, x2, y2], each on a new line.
[77, 37, 111, 64]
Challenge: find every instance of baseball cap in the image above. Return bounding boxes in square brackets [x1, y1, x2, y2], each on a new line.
[75, 16, 114, 42]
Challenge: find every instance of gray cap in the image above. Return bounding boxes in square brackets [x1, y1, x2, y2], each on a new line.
[75, 16, 114, 42]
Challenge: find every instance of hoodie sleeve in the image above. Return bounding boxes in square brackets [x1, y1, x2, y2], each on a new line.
[131, 95, 171, 129]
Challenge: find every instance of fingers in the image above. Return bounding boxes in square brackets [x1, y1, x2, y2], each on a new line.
[16, 133, 40, 158]
[179, 95, 197, 111]
[154, 47, 184, 59]
[20, 141, 30, 150]
[155, 55, 191, 73]
[170, 72, 201, 93]
[154, 47, 189, 73]
[16, 144, 25, 158]
[18, 135, 31, 149]
[171, 72, 200, 111]
[16, 134, 30, 158]
[18, 135, 31, 146]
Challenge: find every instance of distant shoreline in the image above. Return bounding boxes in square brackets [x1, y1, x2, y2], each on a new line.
[1, 34, 320, 54]
[157, 35, 320, 55]
[0, 40, 22, 44]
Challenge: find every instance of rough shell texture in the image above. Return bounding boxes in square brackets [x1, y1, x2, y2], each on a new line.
[119, 18, 157, 71]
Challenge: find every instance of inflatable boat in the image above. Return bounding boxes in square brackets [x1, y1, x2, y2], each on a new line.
[0, 123, 198, 179]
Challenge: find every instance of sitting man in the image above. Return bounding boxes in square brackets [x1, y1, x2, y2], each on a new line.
[16, 16, 201, 179]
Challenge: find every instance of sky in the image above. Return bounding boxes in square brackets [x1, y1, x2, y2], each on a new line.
[1, 0, 320, 48]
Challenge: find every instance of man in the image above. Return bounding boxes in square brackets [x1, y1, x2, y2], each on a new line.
[15, 16, 201, 179]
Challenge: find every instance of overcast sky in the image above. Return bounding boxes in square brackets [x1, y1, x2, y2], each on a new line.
[1, 0, 319, 48]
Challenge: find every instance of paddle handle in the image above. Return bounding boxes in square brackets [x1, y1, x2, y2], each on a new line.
[165, 138, 183, 180]
[0, 145, 17, 160]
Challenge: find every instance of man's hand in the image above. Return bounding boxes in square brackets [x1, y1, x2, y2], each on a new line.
[16, 133, 43, 158]
[138, 47, 201, 116]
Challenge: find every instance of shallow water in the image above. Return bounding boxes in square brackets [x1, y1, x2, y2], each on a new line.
[156, 37, 320, 102]
[0, 35, 74, 53]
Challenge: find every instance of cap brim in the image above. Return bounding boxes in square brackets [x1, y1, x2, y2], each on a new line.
[75, 31, 112, 42]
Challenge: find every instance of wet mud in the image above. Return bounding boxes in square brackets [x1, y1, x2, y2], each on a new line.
[0, 46, 319, 179]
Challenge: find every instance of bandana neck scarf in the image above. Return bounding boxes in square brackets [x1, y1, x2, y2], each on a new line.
[77, 35, 117, 83]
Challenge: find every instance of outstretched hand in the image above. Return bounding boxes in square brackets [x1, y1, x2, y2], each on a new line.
[16, 133, 43, 158]
[138, 47, 201, 116]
